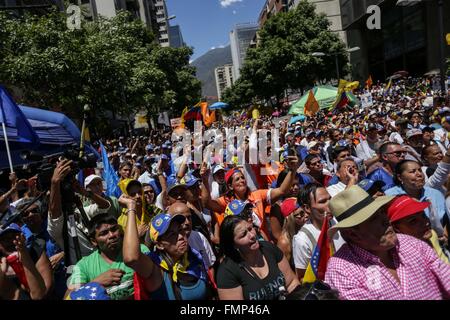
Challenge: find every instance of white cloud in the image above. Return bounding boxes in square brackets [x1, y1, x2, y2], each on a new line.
[232, 10, 237, 14]
[219, 45, 225, 48]
[220, 0, 242, 8]
[210, 46, 216, 50]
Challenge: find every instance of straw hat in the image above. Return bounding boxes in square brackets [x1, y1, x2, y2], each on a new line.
[328, 185, 394, 238]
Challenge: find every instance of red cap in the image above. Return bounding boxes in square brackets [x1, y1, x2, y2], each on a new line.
[280, 197, 300, 218]
[387, 195, 430, 223]
[225, 169, 240, 184]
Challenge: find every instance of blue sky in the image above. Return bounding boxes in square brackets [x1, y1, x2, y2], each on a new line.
[166, 0, 266, 62]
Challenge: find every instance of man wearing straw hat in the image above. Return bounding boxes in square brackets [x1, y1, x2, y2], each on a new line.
[324, 185, 450, 300]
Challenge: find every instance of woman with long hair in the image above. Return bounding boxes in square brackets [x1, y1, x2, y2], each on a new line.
[200, 156, 300, 242]
[277, 198, 309, 270]
[385, 160, 449, 244]
[216, 215, 299, 300]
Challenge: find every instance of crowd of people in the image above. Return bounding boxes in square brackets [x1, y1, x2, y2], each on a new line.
[0, 77, 449, 300]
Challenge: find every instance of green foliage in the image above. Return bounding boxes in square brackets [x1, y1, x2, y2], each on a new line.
[0, 10, 200, 132]
[223, 0, 348, 108]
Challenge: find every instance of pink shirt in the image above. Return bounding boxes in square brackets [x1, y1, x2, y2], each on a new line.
[325, 234, 450, 300]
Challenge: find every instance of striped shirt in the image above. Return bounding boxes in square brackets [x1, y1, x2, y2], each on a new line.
[325, 234, 450, 300]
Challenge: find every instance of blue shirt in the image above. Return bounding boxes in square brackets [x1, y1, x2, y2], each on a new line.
[367, 167, 395, 191]
[384, 185, 450, 222]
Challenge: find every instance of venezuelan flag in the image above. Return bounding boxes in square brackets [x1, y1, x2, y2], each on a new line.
[303, 216, 335, 283]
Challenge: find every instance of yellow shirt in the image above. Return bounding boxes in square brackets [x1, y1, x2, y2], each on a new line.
[117, 209, 152, 231]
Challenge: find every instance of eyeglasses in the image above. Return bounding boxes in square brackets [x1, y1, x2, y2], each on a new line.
[385, 151, 406, 157]
[304, 281, 332, 300]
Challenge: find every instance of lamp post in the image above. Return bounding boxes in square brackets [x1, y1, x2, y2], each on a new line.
[396, 0, 446, 93]
[311, 47, 360, 81]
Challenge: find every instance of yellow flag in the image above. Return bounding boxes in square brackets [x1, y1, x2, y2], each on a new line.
[304, 89, 319, 117]
[345, 81, 359, 91]
[337, 79, 348, 91]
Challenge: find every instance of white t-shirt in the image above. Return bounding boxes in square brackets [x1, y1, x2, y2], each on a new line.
[326, 182, 347, 198]
[292, 221, 345, 270]
[188, 230, 216, 268]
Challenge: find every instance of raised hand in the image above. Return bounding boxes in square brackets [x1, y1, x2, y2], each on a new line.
[51, 159, 73, 184]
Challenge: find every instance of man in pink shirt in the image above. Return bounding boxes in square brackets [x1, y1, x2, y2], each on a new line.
[325, 186, 450, 300]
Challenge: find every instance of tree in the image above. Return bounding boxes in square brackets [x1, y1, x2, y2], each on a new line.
[223, 0, 348, 108]
[0, 9, 200, 134]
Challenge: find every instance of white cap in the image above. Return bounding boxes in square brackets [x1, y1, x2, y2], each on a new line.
[84, 174, 103, 188]
[213, 165, 225, 175]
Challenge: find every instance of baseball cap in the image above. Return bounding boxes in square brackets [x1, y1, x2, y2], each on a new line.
[0, 223, 22, 238]
[213, 165, 225, 175]
[387, 195, 430, 223]
[285, 132, 294, 140]
[183, 173, 200, 188]
[160, 154, 169, 160]
[145, 144, 154, 151]
[67, 282, 110, 300]
[406, 129, 423, 139]
[225, 200, 253, 217]
[84, 175, 103, 188]
[280, 197, 300, 218]
[149, 213, 186, 242]
[422, 126, 435, 133]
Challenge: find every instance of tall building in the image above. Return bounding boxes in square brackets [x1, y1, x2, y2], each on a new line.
[340, 0, 450, 82]
[154, 0, 171, 47]
[63, 0, 165, 46]
[169, 25, 184, 48]
[215, 64, 234, 101]
[230, 23, 259, 81]
[258, 0, 289, 27]
[288, 0, 347, 44]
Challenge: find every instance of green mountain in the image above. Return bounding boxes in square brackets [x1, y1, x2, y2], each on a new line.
[191, 45, 232, 100]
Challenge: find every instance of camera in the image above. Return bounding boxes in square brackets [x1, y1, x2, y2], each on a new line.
[21, 145, 97, 192]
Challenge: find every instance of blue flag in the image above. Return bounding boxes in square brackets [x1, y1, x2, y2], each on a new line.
[0, 85, 39, 144]
[100, 142, 121, 198]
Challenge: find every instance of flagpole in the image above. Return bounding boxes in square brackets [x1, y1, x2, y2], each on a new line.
[79, 104, 89, 158]
[1, 121, 14, 173]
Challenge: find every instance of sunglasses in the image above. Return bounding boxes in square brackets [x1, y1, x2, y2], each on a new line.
[386, 151, 406, 157]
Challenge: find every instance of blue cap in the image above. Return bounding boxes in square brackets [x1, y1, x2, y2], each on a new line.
[160, 154, 169, 160]
[68, 282, 110, 300]
[0, 223, 22, 238]
[145, 144, 154, 151]
[150, 213, 186, 242]
[335, 139, 348, 147]
[225, 200, 252, 217]
[183, 173, 200, 187]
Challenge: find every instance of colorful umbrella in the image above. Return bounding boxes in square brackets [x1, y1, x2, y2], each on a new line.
[209, 102, 229, 110]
